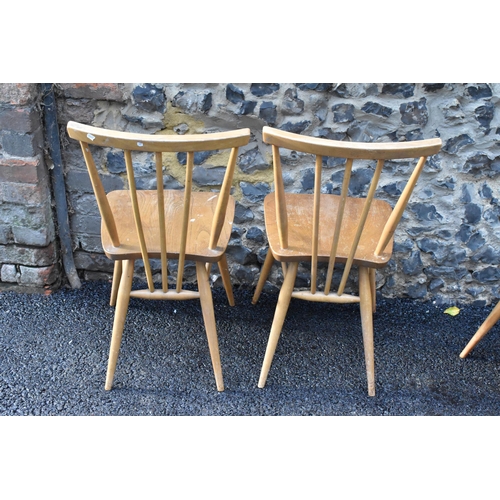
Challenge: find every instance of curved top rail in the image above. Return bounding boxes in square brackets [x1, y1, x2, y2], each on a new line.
[67, 121, 251, 152]
[262, 126, 442, 160]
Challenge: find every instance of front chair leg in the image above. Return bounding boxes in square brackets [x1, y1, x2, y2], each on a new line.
[196, 261, 224, 391]
[359, 266, 376, 397]
[105, 259, 134, 390]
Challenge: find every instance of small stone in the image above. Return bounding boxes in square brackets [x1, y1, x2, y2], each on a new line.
[259, 102, 277, 125]
[250, 84, 279, 97]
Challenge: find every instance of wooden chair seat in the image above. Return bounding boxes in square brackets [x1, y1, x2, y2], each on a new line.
[102, 190, 235, 262]
[264, 192, 393, 267]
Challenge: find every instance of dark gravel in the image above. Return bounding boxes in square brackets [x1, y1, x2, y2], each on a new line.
[1, 280, 499, 415]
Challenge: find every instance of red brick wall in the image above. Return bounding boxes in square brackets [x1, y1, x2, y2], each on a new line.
[0, 84, 59, 289]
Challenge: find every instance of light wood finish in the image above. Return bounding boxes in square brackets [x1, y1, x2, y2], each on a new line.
[67, 121, 250, 391]
[255, 126, 442, 396]
[460, 301, 500, 358]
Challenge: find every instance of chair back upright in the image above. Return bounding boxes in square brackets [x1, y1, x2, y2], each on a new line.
[67, 121, 251, 294]
[262, 126, 443, 298]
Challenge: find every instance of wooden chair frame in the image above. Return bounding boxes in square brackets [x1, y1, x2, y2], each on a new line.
[253, 126, 442, 396]
[67, 121, 250, 391]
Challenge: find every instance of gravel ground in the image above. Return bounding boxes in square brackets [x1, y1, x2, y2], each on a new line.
[1, 279, 499, 416]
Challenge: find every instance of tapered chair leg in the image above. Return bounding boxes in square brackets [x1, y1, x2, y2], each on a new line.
[252, 249, 275, 304]
[218, 254, 235, 306]
[460, 301, 500, 358]
[359, 266, 376, 397]
[105, 259, 134, 390]
[196, 261, 224, 391]
[258, 261, 298, 388]
[110, 260, 123, 307]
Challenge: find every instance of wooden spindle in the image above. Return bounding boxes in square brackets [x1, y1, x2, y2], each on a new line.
[155, 152, 168, 292]
[338, 159, 384, 296]
[177, 151, 194, 293]
[124, 150, 154, 292]
[311, 155, 322, 294]
[324, 158, 353, 295]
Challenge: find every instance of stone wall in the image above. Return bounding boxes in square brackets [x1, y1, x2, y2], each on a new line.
[2, 83, 500, 305]
[0, 84, 59, 289]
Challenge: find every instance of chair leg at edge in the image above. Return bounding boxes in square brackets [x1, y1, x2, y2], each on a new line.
[258, 261, 298, 388]
[196, 261, 224, 391]
[359, 266, 376, 397]
[105, 259, 134, 390]
[252, 249, 275, 305]
[460, 300, 500, 358]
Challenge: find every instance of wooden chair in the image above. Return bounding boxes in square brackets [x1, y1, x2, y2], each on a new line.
[460, 302, 500, 359]
[253, 126, 442, 396]
[67, 121, 250, 391]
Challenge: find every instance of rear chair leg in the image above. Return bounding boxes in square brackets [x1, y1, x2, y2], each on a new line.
[218, 254, 235, 306]
[252, 249, 275, 305]
[110, 260, 123, 307]
[258, 261, 298, 388]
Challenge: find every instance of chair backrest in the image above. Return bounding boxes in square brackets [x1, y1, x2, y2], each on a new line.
[67, 121, 250, 293]
[262, 126, 442, 297]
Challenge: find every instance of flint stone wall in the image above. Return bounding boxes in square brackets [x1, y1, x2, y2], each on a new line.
[2, 83, 500, 306]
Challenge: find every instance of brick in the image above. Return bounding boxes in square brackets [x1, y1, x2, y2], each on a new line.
[1, 181, 50, 206]
[0, 83, 38, 106]
[65, 169, 124, 193]
[18, 264, 59, 286]
[73, 234, 103, 253]
[0, 243, 57, 266]
[0, 107, 39, 133]
[0, 203, 53, 232]
[0, 158, 43, 184]
[70, 214, 102, 235]
[0, 129, 43, 157]
[57, 98, 97, 124]
[73, 250, 113, 272]
[12, 225, 53, 246]
[58, 83, 126, 101]
[1, 264, 18, 282]
[0, 225, 12, 244]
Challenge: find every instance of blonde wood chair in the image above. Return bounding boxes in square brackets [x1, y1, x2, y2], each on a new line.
[253, 126, 442, 396]
[67, 121, 250, 391]
[460, 302, 500, 358]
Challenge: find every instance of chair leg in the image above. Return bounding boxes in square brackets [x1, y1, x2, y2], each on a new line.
[369, 268, 376, 313]
[359, 266, 376, 397]
[258, 261, 298, 388]
[196, 261, 224, 391]
[110, 260, 123, 307]
[460, 301, 500, 358]
[218, 254, 235, 307]
[105, 259, 134, 390]
[252, 249, 275, 304]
